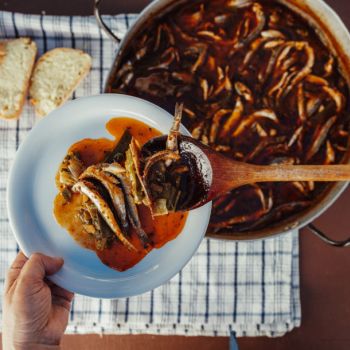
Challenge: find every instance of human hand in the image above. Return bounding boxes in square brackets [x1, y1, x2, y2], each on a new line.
[2, 252, 74, 350]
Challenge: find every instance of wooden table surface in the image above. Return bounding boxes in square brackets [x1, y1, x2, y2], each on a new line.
[1, 1, 350, 349]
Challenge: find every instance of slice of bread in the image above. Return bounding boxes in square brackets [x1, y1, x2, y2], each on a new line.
[0, 38, 37, 120]
[30, 48, 92, 117]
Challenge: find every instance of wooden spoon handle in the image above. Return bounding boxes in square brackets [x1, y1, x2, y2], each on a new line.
[246, 164, 350, 183]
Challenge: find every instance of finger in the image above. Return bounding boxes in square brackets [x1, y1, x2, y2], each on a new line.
[20, 253, 64, 283]
[4, 251, 28, 292]
[50, 283, 74, 303]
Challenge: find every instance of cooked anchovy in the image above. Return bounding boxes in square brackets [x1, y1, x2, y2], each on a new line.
[212, 193, 231, 210]
[291, 181, 308, 195]
[59, 171, 75, 187]
[126, 148, 144, 205]
[211, 75, 232, 97]
[79, 166, 129, 233]
[142, 150, 183, 216]
[143, 151, 181, 179]
[162, 24, 175, 46]
[114, 61, 132, 81]
[166, 103, 183, 153]
[243, 29, 284, 69]
[217, 66, 225, 81]
[325, 140, 336, 164]
[338, 129, 349, 137]
[215, 145, 231, 152]
[281, 55, 298, 71]
[279, 42, 315, 100]
[210, 66, 232, 96]
[154, 25, 163, 51]
[192, 121, 205, 140]
[209, 109, 231, 143]
[306, 97, 323, 117]
[297, 83, 307, 122]
[235, 82, 254, 103]
[323, 55, 334, 77]
[226, 0, 252, 9]
[255, 123, 268, 137]
[134, 71, 175, 96]
[171, 21, 198, 43]
[259, 43, 285, 83]
[322, 86, 345, 112]
[68, 152, 84, 179]
[268, 70, 290, 99]
[200, 78, 209, 101]
[288, 126, 303, 148]
[220, 97, 244, 139]
[263, 39, 285, 49]
[180, 4, 204, 27]
[261, 30, 285, 39]
[128, 138, 151, 206]
[104, 130, 132, 163]
[135, 46, 148, 61]
[245, 136, 286, 162]
[267, 41, 315, 105]
[269, 156, 297, 165]
[275, 43, 294, 67]
[234, 3, 266, 49]
[102, 163, 150, 246]
[214, 14, 231, 25]
[72, 180, 136, 251]
[306, 115, 337, 161]
[198, 31, 223, 41]
[232, 200, 311, 231]
[59, 152, 85, 187]
[83, 202, 101, 230]
[211, 198, 272, 227]
[216, 198, 237, 216]
[148, 47, 178, 71]
[171, 71, 193, 84]
[243, 38, 269, 67]
[232, 109, 277, 137]
[305, 74, 328, 85]
[201, 133, 209, 145]
[183, 106, 196, 119]
[219, 197, 238, 215]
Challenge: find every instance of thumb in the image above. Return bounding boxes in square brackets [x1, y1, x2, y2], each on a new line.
[20, 253, 64, 281]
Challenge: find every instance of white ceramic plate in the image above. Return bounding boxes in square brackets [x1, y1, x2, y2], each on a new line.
[7, 94, 212, 298]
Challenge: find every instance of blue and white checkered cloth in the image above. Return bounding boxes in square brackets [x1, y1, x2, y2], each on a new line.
[0, 11, 301, 337]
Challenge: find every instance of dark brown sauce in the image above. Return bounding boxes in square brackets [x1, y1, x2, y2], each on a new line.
[54, 118, 188, 271]
[111, 0, 350, 234]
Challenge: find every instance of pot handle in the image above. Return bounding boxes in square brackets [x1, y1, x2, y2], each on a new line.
[307, 223, 350, 247]
[94, 0, 121, 43]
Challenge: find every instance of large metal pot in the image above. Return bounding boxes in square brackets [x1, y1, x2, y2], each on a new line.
[94, 0, 350, 247]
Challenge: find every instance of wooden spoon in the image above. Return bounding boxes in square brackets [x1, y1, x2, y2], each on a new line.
[141, 135, 350, 211]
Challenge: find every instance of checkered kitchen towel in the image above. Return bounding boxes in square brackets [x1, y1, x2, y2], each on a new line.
[0, 11, 301, 337]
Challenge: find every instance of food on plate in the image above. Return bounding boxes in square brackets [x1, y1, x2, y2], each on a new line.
[0, 38, 37, 120]
[54, 117, 188, 271]
[30, 48, 92, 117]
[111, 0, 350, 234]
